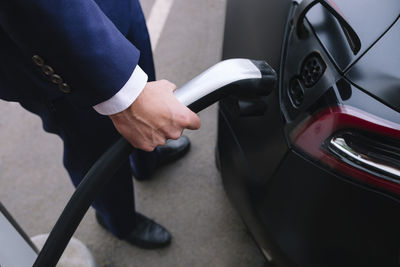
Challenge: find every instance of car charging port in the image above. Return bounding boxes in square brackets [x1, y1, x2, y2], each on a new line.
[288, 77, 304, 107]
[300, 52, 326, 88]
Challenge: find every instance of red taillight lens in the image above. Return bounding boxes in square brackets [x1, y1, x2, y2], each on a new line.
[291, 105, 400, 194]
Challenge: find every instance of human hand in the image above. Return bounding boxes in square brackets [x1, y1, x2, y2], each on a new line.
[109, 80, 201, 151]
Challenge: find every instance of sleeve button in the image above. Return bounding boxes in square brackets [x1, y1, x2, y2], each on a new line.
[41, 65, 54, 76]
[50, 74, 63, 84]
[32, 55, 44, 66]
[59, 83, 72, 93]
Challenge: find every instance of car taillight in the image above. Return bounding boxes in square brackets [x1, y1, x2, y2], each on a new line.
[291, 105, 400, 194]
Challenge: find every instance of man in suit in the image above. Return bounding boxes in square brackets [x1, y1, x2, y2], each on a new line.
[0, 0, 201, 249]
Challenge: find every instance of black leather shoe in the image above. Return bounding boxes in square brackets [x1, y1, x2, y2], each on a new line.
[130, 135, 191, 181]
[96, 212, 172, 249]
[157, 135, 191, 165]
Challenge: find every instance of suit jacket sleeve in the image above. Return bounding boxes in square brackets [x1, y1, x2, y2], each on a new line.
[0, 0, 141, 107]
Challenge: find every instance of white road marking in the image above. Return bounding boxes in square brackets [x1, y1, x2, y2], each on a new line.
[146, 0, 175, 51]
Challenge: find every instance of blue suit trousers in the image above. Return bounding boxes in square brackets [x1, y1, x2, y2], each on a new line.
[0, 0, 157, 238]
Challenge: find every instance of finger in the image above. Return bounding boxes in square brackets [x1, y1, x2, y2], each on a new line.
[152, 131, 167, 147]
[128, 138, 153, 152]
[167, 129, 183, 140]
[158, 124, 181, 140]
[141, 144, 156, 152]
[155, 137, 167, 147]
[182, 109, 201, 130]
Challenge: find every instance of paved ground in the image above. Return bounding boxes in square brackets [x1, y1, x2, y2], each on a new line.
[0, 1, 265, 266]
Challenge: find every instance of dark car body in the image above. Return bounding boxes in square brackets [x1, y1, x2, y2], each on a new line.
[217, 0, 400, 266]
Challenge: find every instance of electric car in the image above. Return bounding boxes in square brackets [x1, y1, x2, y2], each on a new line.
[217, 0, 400, 266]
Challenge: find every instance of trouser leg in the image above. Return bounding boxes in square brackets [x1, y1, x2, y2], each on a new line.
[18, 96, 137, 238]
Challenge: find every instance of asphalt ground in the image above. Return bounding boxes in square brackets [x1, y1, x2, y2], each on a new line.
[0, 0, 265, 266]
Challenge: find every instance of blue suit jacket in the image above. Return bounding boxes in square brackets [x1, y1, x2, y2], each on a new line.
[0, 0, 154, 107]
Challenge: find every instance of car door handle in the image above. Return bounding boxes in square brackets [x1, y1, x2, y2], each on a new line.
[293, 0, 361, 54]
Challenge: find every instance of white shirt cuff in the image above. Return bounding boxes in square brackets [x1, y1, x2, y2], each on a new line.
[93, 65, 148, 115]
